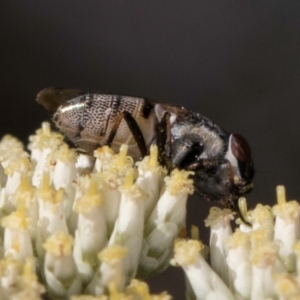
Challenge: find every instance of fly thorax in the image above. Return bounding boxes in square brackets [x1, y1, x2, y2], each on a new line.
[171, 122, 225, 159]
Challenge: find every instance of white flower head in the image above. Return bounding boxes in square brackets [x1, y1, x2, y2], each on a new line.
[1, 123, 300, 299]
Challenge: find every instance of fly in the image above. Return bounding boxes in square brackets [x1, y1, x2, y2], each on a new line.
[37, 87, 254, 224]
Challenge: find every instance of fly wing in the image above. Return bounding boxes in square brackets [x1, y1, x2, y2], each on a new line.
[154, 103, 189, 124]
[36, 87, 86, 113]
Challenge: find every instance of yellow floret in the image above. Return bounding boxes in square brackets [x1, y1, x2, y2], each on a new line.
[165, 169, 194, 195]
[98, 245, 128, 264]
[125, 279, 171, 300]
[94, 145, 114, 157]
[74, 178, 103, 213]
[15, 174, 36, 208]
[136, 145, 167, 177]
[172, 239, 203, 266]
[204, 207, 234, 227]
[273, 199, 300, 220]
[43, 231, 73, 256]
[226, 229, 250, 249]
[22, 258, 39, 284]
[71, 296, 108, 300]
[0, 135, 24, 155]
[125, 279, 151, 298]
[274, 273, 300, 298]
[5, 157, 32, 176]
[53, 143, 77, 163]
[18, 173, 32, 192]
[293, 241, 300, 256]
[250, 229, 272, 248]
[0, 255, 23, 276]
[29, 122, 64, 150]
[1, 208, 29, 230]
[250, 203, 273, 224]
[36, 172, 64, 204]
[250, 241, 279, 267]
[108, 282, 131, 300]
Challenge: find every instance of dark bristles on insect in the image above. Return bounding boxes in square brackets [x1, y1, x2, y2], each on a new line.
[37, 87, 255, 225]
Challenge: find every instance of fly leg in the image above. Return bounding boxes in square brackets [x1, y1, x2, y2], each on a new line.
[156, 112, 173, 171]
[106, 111, 147, 157]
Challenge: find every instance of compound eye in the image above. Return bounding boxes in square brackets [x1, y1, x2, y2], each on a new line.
[230, 133, 252, 163]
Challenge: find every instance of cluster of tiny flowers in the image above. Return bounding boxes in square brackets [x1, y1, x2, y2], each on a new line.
[171, 187, 300, 300]
[0, 122, 194, 300]
[1, 122, 300, 300]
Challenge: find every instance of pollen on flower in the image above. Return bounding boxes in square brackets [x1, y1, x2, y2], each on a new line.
[0, 254, 23, 276]
[73, 179, 103, 213]
[14, 174, 36, 208]
[4, 156, 31, 176]
[250, 229, 273, 248]
[294, 241, 300, 256]
[274, 273, 300, 298]
[28, 122, 64, 151]
[250, 241, 279, 267]
[226, 229, 250, 249]
[250, 203, 273, 224]
[22, 258, 37, 281]
[20, 259, 45, 297]
[43, 230, 73, 256]
[171, 239, 203, 266]
[93, 145, 115, 172]
[273, 198, 300, 220]
[107, 282, 129, 300]
[0, 135, 26, 164]
[204, 206, 234, 227]
[1, 208, 29, 230]
[0, 135, 24, 152]
[125, 279, 171, 300]
[164, 169, 194, 195]
[94, 145, 114, 157]
[71, 296, 108, 300]
[36, 172, 64, 203]
[98, 245, 128, 264]
[125, 279, 150, 297]
[52, 143, 77, 163]
[17, 174, 32, 193]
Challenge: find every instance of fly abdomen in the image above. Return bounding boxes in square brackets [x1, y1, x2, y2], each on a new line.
[53, 93, 157, 156]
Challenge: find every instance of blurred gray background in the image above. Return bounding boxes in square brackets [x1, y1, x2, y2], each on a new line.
[1, 1, 300, 298]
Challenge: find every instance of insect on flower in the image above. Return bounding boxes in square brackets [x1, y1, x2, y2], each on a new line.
[37, 87, 254, 223]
